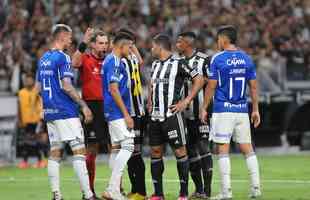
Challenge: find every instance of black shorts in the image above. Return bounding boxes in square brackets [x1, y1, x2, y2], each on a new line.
[133, 116, 144, 145]
[84, 100, 110, 145]
[186, 119, 210, 147]
[149, 113, 187, 149]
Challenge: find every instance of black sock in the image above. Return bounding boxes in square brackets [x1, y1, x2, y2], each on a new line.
[151, 157, 164, 196]
[35, 143, 43, 161]
[128, 154, 137, 193]
[22, 144, 30, 162]
[189, 157, 203, 193]
[201, 153, 213, 197]
[135, 154, 146, 195]
[176, 155, 189, 196]
[128, 153, 146, 195]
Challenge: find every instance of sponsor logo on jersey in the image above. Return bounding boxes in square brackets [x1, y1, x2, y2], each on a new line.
[168, 130, 178, 139]
[224, 102, 247, 108]
[227, 58, 246, 66]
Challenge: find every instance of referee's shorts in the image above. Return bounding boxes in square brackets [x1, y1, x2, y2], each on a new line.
[83, 100, 110, 145]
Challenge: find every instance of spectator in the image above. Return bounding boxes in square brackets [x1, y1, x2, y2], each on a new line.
[17, 73, 46, 169]
[0, 0, 309, 93]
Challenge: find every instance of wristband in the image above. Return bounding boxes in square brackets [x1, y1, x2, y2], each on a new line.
[78, 42, 87, 53]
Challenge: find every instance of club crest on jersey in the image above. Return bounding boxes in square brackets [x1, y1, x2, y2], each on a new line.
[192, 61, 198, 69]
[227, 58, 246, 67]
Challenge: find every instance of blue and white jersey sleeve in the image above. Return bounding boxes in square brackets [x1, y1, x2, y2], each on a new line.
[246, 57, 256, 81]
[107, 58, 122, 84]
[208, 55, 218, 80]
[59, 53, 74, 79]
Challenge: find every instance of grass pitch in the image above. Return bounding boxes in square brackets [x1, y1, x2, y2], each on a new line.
[0, 154, 310, 200]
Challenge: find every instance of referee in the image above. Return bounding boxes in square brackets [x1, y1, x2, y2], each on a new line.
[148, 34, 205, 200]
[119, 28, 147, 200]
[72, 28, 109, 199]
[176, 32, 213, 199]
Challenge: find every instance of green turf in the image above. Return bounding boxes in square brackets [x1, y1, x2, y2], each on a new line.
[0, 154, 310, 200]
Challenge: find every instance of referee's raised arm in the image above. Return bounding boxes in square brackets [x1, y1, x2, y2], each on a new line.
[72, 28, 94, 68]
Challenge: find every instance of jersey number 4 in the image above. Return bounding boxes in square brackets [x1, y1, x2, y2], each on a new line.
[229, 77, 245, 99]
[43, 78, 52, 99]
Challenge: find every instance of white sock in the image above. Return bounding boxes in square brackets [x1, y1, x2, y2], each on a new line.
[48, 159, 61, 194]
[246, 152, 260, 189]
[107, 149, 132, 192]
[109, 149, 120, 170]
[72, 155, 93, 199]
[218, 154, 231, 194]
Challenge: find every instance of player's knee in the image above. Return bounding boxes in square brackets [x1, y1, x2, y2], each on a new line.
[121, 138, 134, 152]
[49, 149, 62, 160]
[69, 138, 86, 155]
[239, 143, 254, 155]
[174, 146, 187, 157]
[151, 146, 163, 158]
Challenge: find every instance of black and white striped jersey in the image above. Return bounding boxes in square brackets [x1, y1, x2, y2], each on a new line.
[183, 51, 210, 120]
[122, 54, 145, 117]
[150, 55, 199, 121]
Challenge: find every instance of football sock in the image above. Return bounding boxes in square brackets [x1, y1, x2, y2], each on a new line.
[189, 156, 203, 193]
[201, 152, 213, 196]
[107, 148, 132, 193]
[151, 157, 164, 196]
[245, 152, 260, 189]
[72, 155, 93, 199]
[48, 158, 61, 194]
[86, 152, 96, 193]
[218, 154, 231, 194]
[109, 148, 119, 170]
[128, 152, 146, 195]
[176, 155, 189, 196]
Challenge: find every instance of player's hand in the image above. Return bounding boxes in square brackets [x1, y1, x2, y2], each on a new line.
[82, 105, 93, 124]
[83, 28, 94, 44]
[124, 114, 134, 130]
[200, 107, 208, 124]
[169, 99, 190, 114]
[251, 111, 261, 128]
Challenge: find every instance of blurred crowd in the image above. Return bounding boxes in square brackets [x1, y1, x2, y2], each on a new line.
[0, 0, 310, 94]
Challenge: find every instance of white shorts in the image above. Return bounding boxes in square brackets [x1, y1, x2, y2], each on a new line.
[210, 112, 251, 144]
[108, 118, 135, 145]
[47, 118, 84, 145]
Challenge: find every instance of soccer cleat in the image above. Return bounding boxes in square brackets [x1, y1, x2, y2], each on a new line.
[32, 160, 48, 168]
[189, 192, 205, 199]
[127, 193, 135, 199]
[102, 190, 127, 200]
[148, 194, 164, 200]
[18, 160, 29, 169]
[177, 195, 188, 200]
[128, 193, 147, 200]
[249, 187, 261, 199]
[210, 193, 232, 200]
[52, 191, 63, 200]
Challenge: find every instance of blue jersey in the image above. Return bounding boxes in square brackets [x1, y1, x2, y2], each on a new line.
[208, 50, 256, 113]
[36, 50, 79, 121]
[102, 53, 131, 122]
